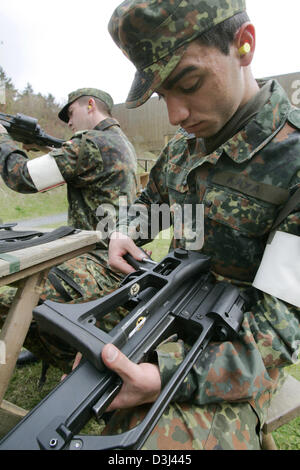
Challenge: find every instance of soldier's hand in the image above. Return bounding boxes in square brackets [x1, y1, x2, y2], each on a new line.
[108, 231, 145, 274]
[62, 346, 161, 411]
[101, 344, 161, 411]
[0, 123, 7, 133]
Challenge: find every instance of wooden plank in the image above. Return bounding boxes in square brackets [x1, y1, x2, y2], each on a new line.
[0, 230, 101, 279]
[0, 272, 45, 403]
[263, 375, 300, 433]
[0, 244, 97, 286]
[0, 401, 27, 439]
[0, 229, 102, 428]
[261, 432, 278, 450]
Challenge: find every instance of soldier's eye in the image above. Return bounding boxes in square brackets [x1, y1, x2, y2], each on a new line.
[180, 78, 202, 94]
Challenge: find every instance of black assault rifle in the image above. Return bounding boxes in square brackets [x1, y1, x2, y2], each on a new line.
[0, 249, 248, 450]
[0, 112, 64, 148]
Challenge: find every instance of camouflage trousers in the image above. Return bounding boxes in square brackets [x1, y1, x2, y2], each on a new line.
[0, 251, 125, 373]
[0, 251, 263, 449]
[103, 400, 261, 450]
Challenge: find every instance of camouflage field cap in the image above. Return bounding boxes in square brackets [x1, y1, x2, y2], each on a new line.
[109, 0, 246, 108]
[58, 88, 114, 122]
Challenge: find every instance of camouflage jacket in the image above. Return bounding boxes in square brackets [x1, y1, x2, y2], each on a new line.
[0, 117, 137, 231]
[118, 80, 300, 424]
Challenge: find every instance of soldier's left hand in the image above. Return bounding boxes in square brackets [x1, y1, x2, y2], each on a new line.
[0, 123, 7, 133]
[101, 343, 161, 411]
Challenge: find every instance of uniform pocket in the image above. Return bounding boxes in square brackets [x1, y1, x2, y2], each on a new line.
[166, 162, 189, 206]
[203, 187, 277, 237]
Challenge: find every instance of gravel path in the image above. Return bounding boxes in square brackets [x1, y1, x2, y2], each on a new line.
[8, 212, 67, 229]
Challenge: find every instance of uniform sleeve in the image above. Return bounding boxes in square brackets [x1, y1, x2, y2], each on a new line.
[116, 143, 170, 243]
[0, 131, 102, 193]
[0, 132, 37, 193]
[50, 134, 103, 185]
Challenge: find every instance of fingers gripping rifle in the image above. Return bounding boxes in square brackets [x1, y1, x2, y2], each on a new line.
[0, 249, 248, 450]
[0, 112, 64, 148]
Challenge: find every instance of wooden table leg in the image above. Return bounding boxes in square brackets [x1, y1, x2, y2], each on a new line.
[0, 271, 46, 404]
[0, 400, 28, 439]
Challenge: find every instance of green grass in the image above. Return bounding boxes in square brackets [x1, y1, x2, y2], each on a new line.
[273, 363, 300, 450]
[0, 180, 67, 222]
[3, 347, 300, 448]
[1, 184, 300, 449]
[1, 234, 170, 443]
[3, 233, 300, 449]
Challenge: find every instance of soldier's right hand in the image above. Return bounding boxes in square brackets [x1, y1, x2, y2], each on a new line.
[0, 123, 7, 133]
[108, 231, 144, 274]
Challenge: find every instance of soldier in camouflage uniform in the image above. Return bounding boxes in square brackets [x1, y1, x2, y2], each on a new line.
[0, 88, 137, 370]
[97, 0, 300, 450]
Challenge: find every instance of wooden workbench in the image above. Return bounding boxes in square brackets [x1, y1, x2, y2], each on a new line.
[0, 229, 100, 437]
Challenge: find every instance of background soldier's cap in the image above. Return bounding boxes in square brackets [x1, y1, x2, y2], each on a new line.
[58, 88, 114, 122]
[109, 0, 246, 109]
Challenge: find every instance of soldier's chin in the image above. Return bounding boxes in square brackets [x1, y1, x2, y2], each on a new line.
[184, 121, 217, 138]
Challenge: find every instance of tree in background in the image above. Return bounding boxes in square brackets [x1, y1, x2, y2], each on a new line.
[0, 66, 69, 223]
[0, 67, 18, 111]
[0, 67, 71, 140]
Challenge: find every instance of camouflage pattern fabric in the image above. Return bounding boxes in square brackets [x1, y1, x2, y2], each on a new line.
[108, 0, 246, 108]
[58, 87, 114, 122]
[0, 117, 137, 231]
[111, 80, 300, 449]
[103, 400, 261, 450]
[0, 117, 137, 370]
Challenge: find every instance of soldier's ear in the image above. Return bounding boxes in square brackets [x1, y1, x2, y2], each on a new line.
[234, 22, 255, 66]
[87, 98, 95, 111]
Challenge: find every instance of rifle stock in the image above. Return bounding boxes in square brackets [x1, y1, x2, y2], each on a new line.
[0, 249, 248, 450]
[0, 112, 64, 148]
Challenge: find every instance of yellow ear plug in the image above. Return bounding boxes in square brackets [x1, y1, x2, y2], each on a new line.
[239, 42, 251, 55]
